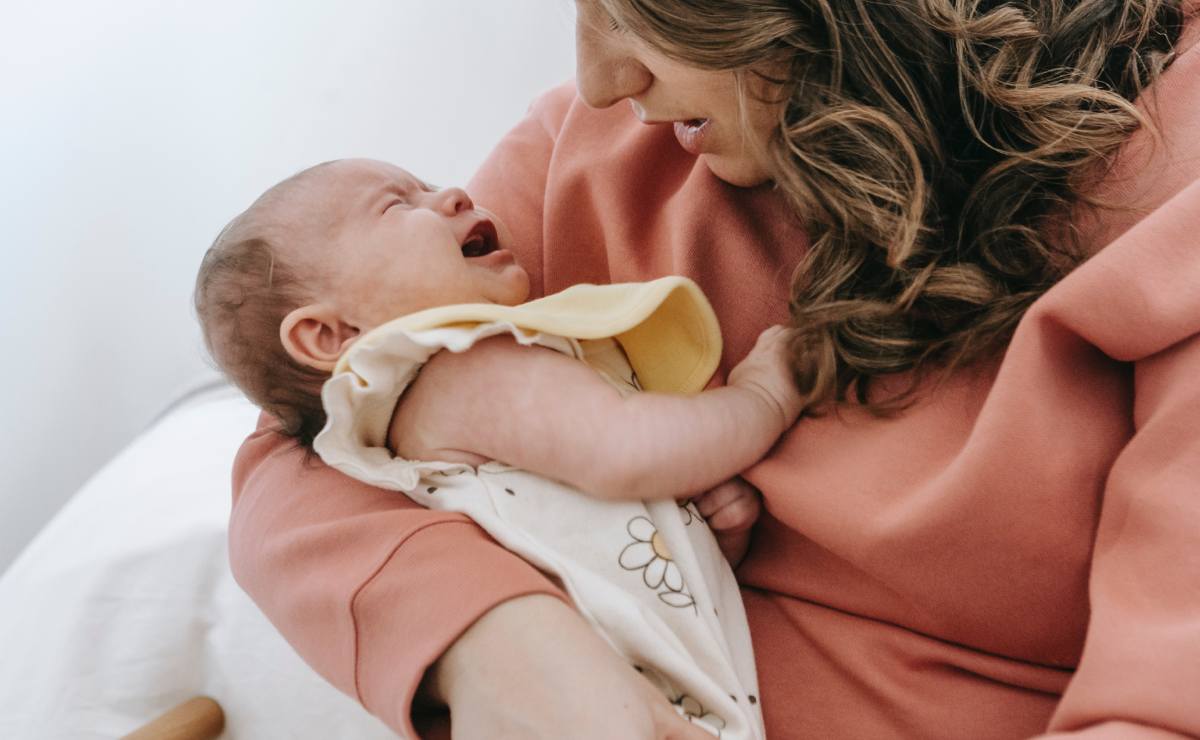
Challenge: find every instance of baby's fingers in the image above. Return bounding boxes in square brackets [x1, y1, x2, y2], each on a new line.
[758, 324, 788, 341]
[749, 324, 788, 351]
[745, 325, 795, 368]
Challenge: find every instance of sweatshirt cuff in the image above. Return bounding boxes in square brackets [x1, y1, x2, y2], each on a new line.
[349, 519, 567, 738]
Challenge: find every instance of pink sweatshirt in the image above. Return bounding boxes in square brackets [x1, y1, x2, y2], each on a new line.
[229, 22, 1200, 739]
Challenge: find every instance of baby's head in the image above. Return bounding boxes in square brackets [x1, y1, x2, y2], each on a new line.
[194, 158, 529, 445]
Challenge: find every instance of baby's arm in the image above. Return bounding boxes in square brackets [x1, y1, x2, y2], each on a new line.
[389, 327, 801, 501]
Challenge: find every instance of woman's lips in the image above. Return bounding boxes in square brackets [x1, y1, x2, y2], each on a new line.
[673, 118, 711, 156]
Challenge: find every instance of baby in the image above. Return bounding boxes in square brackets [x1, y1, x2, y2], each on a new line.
[195, 158, 800, 739]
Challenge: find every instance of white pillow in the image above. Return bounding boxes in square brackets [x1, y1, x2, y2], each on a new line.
[0, 388, 396, 739]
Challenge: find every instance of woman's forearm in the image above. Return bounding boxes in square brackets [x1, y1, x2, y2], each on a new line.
[427, 594, 712, 740]
[231, 419, 566, 737]
[427, 594, 577, 706]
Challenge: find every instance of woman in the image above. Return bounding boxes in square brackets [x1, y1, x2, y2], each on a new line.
[229, 0, 1200, 737]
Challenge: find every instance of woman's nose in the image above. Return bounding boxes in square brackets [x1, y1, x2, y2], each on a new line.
[575, 27, 652, 109]
[432, 187, 473, 216]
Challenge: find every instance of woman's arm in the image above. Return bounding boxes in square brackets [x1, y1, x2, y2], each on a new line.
[1036, 332, 1200, 739]
[390, 327, 801, 501]
[1032, 178, 1200, 739]
[231, 439, 710, 740]
[427, 595, 714, 740]
[229, 422, 570, 737]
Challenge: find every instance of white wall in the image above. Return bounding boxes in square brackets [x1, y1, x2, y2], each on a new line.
[0, 1, 577, 572]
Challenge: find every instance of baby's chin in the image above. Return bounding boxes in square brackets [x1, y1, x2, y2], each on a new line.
[496, 265, 531, 305]
[468, 257, 530, 306]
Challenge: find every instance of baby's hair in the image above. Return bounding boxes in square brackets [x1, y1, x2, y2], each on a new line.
[194, 163, 337, 448]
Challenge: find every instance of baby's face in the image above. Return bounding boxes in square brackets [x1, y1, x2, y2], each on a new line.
[296, 159, 530, 330]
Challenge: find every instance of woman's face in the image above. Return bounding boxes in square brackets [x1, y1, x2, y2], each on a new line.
[574, 1, 780, 188]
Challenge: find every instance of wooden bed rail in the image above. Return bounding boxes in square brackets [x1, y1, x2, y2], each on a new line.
[120, 696, 225, 740]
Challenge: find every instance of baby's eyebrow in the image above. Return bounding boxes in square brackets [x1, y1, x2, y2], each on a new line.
[366, 184, 406, 214]
[367, 177, 436, 213]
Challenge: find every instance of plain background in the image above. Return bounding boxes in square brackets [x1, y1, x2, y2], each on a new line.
[0, 1, 577, 573]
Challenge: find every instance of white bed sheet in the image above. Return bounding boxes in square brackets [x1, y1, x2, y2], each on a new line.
[0, 388, 396, 739]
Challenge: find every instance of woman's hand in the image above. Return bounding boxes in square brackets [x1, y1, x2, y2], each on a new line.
[693, 477, 762, 566]
[726, 325, 804, 433]
[428, 595, 714, 740]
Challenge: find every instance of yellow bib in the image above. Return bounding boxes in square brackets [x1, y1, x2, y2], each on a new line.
[335, 276, 722, 395]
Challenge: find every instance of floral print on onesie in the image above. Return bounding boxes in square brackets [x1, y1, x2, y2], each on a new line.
[316, 280, 766, 740]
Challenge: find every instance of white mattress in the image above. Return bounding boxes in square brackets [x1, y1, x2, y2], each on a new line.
[0, 387, 396, 739]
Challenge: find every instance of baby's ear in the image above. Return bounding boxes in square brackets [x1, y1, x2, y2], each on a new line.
[280, 304, 360, 372]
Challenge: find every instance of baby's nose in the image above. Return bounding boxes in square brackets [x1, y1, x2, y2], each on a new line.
[435, 187, 474, 216]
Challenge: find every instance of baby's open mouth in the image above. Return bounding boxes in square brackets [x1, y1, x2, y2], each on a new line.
[461, 219, 500, 258]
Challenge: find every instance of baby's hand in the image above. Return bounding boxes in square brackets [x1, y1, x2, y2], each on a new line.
[693, 477, 762, 566]
[726, 325, 804, 432]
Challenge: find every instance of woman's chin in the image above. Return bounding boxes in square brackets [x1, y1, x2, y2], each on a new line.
[702, 153, 772, 188]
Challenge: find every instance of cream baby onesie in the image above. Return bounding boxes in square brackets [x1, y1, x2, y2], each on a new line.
[315, 277, 765, 740]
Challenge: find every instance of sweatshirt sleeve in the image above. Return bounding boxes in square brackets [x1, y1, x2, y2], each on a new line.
[228, 84, 578, 739]
[1038, 333, 1200, 737]
[1033, 180, 1200, 739]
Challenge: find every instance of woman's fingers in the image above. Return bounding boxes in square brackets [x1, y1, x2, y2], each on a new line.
[645, 681, 717, 740]
[707, 492, 761, 533]
[704, 490, 759, 528]
[659, 715, 719, 740]
[695, 478, 761, 533]
[693, 478, 761, 564]
[694, 480, 740, 517]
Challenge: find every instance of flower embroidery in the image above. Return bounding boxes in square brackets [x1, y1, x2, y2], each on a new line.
[619, 516, 696, 610]
[620, 516, 683, 590]
[673, 694, 726, 738]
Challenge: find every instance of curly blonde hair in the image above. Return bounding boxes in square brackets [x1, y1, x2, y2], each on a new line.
[598, 0, 1185, 411]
